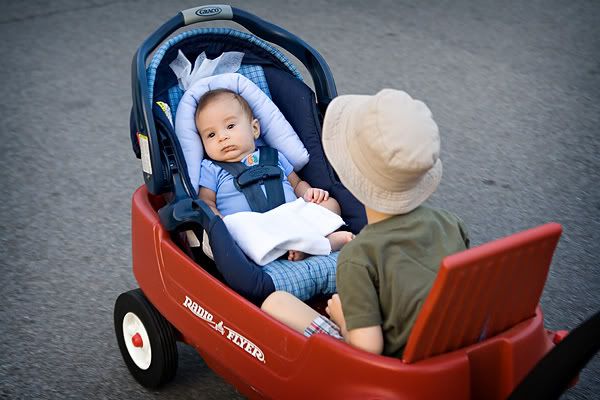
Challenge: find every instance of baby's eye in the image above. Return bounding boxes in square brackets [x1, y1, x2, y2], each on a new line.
[227, 123, 235, 129]
[207, 132, 215, 138]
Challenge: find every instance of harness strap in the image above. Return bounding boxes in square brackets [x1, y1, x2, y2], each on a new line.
[216, 161, 271, 212]
[213, 147, 286, 213]
[259, 147, 286, 209]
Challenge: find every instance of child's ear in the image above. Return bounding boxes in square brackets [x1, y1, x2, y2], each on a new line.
[252, 118, 261, 139]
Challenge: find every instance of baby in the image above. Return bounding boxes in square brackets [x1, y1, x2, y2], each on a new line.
[195, 88, 353, 260]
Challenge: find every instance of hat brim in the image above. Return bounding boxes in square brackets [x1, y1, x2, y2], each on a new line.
[322, 95, 443, 215]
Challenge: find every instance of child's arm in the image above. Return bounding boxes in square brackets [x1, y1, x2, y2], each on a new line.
[287, 171, 330, 204]
[345, 326, 384, 354]
[326, 294, 384, 354]
[198, 187, 223, 218]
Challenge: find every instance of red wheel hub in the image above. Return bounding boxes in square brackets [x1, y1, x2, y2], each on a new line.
[131, 332, 144, 348]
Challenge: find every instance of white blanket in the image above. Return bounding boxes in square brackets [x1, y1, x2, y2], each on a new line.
[223, 198, 345, 266]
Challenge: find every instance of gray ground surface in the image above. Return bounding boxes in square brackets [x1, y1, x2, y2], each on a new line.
[0, 0, 598, 398]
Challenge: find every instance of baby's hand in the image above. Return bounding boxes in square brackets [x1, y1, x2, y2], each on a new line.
[303, 187, 329, 204]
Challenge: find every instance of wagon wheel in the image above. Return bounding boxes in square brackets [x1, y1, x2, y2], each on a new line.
[114, 289, 178, 388]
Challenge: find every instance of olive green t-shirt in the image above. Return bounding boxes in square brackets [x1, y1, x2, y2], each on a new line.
[336, 206, 469, 358]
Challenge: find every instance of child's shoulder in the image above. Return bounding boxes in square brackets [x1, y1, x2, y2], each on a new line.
[337, 230, 379, 266]
[420, 206, 470, 247]
[420, 205, 464, 225]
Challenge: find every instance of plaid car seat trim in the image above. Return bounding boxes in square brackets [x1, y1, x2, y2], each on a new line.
[164, 64, 272, 117]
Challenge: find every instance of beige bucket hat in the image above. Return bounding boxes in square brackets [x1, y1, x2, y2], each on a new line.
[322, 89, 442, 214]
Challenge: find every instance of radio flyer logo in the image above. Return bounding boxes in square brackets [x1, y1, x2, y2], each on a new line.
[183, 295, 266, 363]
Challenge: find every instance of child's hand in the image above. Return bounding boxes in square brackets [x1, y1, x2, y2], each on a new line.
[326, 294, 347, 336]
[303, 187, 329, 204]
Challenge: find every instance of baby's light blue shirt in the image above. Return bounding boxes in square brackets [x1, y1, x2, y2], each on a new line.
[199, 150, 297, 216]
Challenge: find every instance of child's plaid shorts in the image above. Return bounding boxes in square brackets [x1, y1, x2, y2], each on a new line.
[303, 315, 343, 340]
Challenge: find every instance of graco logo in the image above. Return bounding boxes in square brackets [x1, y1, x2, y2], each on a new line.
[195, 6, 222, 17]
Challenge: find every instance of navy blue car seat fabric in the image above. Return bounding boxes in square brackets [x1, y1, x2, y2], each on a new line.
[264, 66, 367, 233]
[152, 101, 189, 191]
[206, 217, 275, 304]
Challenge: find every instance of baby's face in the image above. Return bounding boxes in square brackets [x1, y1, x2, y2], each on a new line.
[195, 94, 260, 162]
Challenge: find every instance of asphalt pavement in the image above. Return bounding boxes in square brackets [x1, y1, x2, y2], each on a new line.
[1, 0, 598, 399]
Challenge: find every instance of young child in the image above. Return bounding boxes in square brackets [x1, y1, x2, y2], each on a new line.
[261, 89, 470, 357]
[196, 88, 353, 260]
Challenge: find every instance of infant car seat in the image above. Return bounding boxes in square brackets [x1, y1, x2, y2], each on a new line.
[129, 7, 366, 303]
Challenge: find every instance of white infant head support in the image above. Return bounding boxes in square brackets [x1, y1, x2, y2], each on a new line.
[171, 52, 309, 191]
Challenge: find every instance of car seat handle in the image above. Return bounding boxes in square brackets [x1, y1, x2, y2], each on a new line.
[181, 5, 234, 24]
[133, 4, 336, 114]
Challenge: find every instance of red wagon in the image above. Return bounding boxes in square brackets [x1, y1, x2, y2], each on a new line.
[114, 5, 592, 399]
[116, 186, 568, 399]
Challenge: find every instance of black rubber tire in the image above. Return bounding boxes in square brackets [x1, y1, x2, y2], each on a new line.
[114, 289, 178, 388]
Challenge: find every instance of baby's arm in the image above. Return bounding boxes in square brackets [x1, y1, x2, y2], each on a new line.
[287, 171, 330, 204]
[198, 187, 223, 218]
